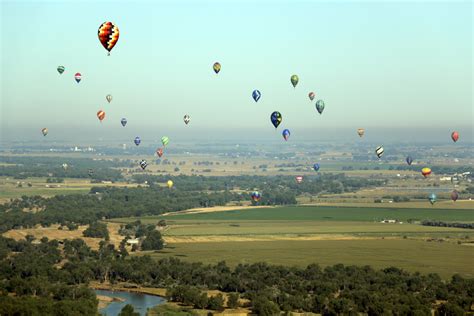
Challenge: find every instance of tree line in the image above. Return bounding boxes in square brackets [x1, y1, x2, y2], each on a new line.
[422, 220, 474, 230]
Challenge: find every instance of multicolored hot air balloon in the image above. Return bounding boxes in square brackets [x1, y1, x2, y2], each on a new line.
[156, 148, 163, 158]
[134, 136, 141, 146]
[75, 73, 82, 83]
[428, 193, 437, 205]
[57, 66, 65, 74]
[41, 128, 48, 136]
[184, 115, 190, 125]
[106, 94, 112, 103]
[97, 110, 105, 122]
[406, 156, 413, 165]
[421, 167, 432, 178]
[295, 176, 304, 183]
[308, 92, 315, 101]
[315, 100, 325, 114]
[251, 191, 261, 202]
[282, 129, 290, 141]
[375, 146, 384, 158]
[213, 62, 221, 74]
[313, 163, 320, 172]
[161, 136, 169, 146]
[252, 90, 261, 102]
[167, 180, 174, 188]
[121, 118, 127, 127]
[290, 75, 299, 88]
[271, 111, 282, 128]
[451, 190, 459, 202]
[98, 22, 120, 55]
[451, 131, 459, 142]
[357, 128, 365, 137]
[140, 160, 148, 170]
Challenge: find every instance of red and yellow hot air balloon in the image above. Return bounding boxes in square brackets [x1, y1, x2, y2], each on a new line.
[421, 167, 432, 178]
[97, 110, 106, 122]
[98, 22, 120, 55]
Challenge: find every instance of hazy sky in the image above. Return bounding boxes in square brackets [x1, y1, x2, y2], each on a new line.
[1, 0, 472, 143]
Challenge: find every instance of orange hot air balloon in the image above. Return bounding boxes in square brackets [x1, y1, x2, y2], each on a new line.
[451, 131, 459, 142]
[156, 148, 163, 158]
[421, 167, 432, 178]
[98, 22, 120, 55]
[97, 110, 105, 122]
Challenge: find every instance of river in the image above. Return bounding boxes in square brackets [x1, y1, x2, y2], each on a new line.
[95, 289, 166, 316]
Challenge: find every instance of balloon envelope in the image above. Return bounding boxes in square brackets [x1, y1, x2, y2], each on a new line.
[161, 136, 169, 146]
[98, 22, 120, 54]
[57, 66, 65, 74]
[156, 148, 164, 157]
[184, 115, 190, 125]
[139, 160, 147, 170]
[213, 62, 221, 74]
[282, 129, 290, 141]
[134, 137, 141, 146]
[97, 110, 105, 122]
[106, 94, 112, 103]
[451, 190, 459, 202]
[75, 73, 82, 83]
[428, 193, 437, 205]
[121, 118, 127, 127]
[167, 180, 173, 188]
[295, 176, 303, 183]
[421, 167, 432, 177]
[406, 156, 413, 165]
[308, 92, 315, 101]
[451, 131, 459, 142]
[357, 128, 365, 137]
[375, 146, 384, 158]
[290, 75, 299, 88]
[313, 163, 320, 171]
[271, 111, 282, 128]
[251, 191, 261, 202]
[252, 90, 261, 102]
[315, 100, 325, 114]
[41, 128, 48, 136]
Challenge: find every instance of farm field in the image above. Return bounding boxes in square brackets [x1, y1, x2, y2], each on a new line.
[142, 239, 474, 279]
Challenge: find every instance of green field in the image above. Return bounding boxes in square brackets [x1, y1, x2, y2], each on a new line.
[142, 239, 474, 279]
[162, 205, 474, 222]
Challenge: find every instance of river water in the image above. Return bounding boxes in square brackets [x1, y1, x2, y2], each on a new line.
[95, 289, 166, 316]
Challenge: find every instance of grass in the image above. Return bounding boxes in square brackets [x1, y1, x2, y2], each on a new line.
[161, 205, 474, 222]
[142, 239, 474, 279]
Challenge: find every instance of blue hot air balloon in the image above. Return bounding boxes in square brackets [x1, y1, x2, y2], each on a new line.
[271, 111, 282, 128]
[252, 90, 261, 102]
[134, 136, 141, 146]
[428, 193, 437, 205]
[313, 163, 320, 171]
[121, 118, 127, 127]
[406, 156, 413, 165]
[282, 129, 290, 141]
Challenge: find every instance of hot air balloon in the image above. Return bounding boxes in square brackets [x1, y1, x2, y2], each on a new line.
[282, 129, 290, 141]
[139, 160, 148, 170]
[88, 169, 94, 177]
[451, 190, 459, 202]
[290, 75, 299, 88]
[308, 92, 315, 101]
[451, 131, 459, 142]
[121, 118, 127, 127]
[57, 66, 65, 74]
[251, 191, 261, 202]
[75, 73, 82, 83]
[375, 146, 384, 158]
[161, 136, 169, 146]
[428, 193, 437, 205]
[271, 111, 282, 128]
[315, 100, 325, 114]
[357, 128, 365, 137]
[134, 136, 141, 146]
[213, 62, 221, 74]
[252, 90, 261, 102]
[41, 128, 48, 136]
[62, 163, 68, 171]
[97, 110, 105, 122]
[156, 148, 164, 158]
[421, 168, 432, 178]
[313, 163, 320, 172]
[106, 94, 112, 103]
[406, 156, 413, 165]
[184, 115, 190, 125]
[167, 180, 174, 188]
[98, 22, 120, 55]
[295, 176, 304, 183]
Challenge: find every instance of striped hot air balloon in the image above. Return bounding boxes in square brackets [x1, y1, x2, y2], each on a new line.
[97, 110, 105, 122]
[74, 73, 82, 83]
[140, 160, 148, 170]
[161, 136, 169, 146]
[295, 176, 304, 183]
[57, 66, 65, 74]
[375, 146, 384, 158]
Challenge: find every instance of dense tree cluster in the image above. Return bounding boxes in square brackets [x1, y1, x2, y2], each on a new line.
[0, 235, 472, 315]
[166, 286, 225, 311]
[422, 220, 474, 230]
[83, 222, 110, 240]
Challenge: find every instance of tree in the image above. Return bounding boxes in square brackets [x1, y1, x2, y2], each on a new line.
[141, 230, 164, 251]
[227, 293, 240, 309]
[83, 222, 109, 240]
[207, 294, 224, 311]
[252, 297, 280, 316]
[118, 304, 139, 316]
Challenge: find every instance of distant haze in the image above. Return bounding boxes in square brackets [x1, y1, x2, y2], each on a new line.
[1, 0, 472, 145]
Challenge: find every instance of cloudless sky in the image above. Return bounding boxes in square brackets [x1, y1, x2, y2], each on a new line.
[1, 0, 472, 144]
